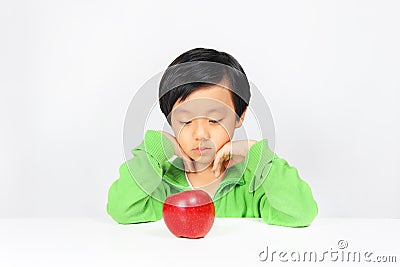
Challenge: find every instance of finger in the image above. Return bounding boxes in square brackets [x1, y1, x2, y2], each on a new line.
[212, 157, 218, 171]
[222, 153, 232, 168]
[190, 160, 195, 172]
[213, 153, 224, 173]
[212, 156, 220, 176]
[186, 161, 194, 173]
[186, 157, 195, 172]
[216, 153, 231, 173]
[212, 144, 228, 170]
[212, 153, 220, 171]
[214, 153, 229, 177]
[225, 158, 234, 169]
[184, 159, 194, 173]
[183, 155, 195, 172]
[178, 150, 194, 172]
[223, 158, 230, 168]
[215, 150, 230, 169]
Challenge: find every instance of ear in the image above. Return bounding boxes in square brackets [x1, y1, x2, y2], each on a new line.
[235, 107, 248, 128]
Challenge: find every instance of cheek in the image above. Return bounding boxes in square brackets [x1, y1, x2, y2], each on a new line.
[176, 127, 190, 144]
[212, 128, 232, 151]
[218, 120, 236, 139]
[171, 121, 184, 138]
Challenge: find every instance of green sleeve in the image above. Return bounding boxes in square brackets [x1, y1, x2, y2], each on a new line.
[106, 130, 175, 224]
[248, 140, 319, 227]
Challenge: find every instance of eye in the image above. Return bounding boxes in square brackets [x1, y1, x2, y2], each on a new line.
[180, 119, 222, 125]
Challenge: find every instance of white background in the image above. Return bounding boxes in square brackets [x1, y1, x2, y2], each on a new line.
[0, 0, 399, 219]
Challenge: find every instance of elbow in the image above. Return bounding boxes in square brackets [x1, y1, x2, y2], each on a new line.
[106, 198, 163, 224]
[268, 200, 319, 228]
[106, 201, 132, 224]
[262, 201, 318, 228]
[293, 200, 319, 227]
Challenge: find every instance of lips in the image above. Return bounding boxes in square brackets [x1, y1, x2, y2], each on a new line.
[193, 147, 209, 151]
[192, 147, 210, 154]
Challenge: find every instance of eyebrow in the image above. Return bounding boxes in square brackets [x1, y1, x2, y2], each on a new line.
[174, 107, 225, 114]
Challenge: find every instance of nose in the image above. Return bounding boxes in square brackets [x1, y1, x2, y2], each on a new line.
[193, 118, 211, 141]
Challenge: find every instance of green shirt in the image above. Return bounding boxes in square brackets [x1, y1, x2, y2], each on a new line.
[106, 130, 318, 227]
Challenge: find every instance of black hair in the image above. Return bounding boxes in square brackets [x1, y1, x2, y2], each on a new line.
[159, 48, 251, 125]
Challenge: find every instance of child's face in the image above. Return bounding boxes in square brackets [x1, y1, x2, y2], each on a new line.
[170, 84, 246, 165]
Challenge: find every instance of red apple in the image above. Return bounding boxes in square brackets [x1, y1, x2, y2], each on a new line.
[162, 189, 215, 239]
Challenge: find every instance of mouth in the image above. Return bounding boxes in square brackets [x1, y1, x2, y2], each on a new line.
[192, 147, 211, 154]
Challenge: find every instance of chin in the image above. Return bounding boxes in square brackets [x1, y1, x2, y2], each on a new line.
[192, 154, 213, 164]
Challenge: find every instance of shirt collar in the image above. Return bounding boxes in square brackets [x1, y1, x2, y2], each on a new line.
[163, 156, 247, 189]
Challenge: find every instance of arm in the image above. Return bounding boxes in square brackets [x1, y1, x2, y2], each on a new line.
[106, 130, 175, 224]
[248, 140, 318, 227]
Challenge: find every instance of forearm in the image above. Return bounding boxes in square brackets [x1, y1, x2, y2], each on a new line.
[245, 139, 318, 227]
[260, 157, 318, 227]
[106, 130, 175, 224]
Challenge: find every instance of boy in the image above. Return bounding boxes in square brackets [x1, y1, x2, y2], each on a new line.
[106, 48, 318, 227]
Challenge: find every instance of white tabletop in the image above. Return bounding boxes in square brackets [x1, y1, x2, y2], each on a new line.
[0, 217, 399, 267]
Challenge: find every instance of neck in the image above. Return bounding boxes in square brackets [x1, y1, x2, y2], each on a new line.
[193, 161, 225, 174]
[185, 162, 226, 187]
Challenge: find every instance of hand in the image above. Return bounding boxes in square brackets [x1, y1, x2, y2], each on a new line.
[157, 130, 196, 172]
[211, 140, 258, 177]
